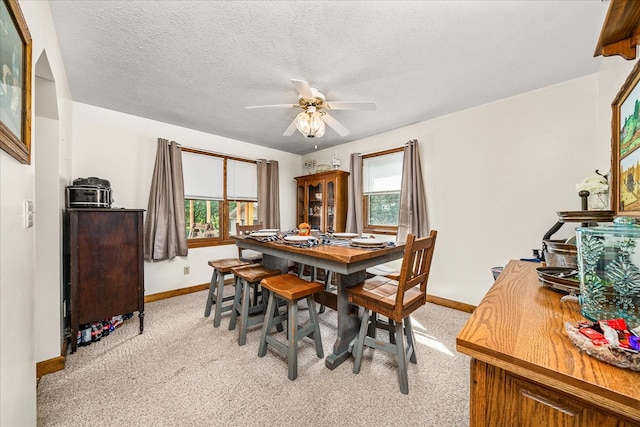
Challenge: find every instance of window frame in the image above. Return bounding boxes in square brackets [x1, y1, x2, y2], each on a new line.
[182, 147, 258, 248]
[362, 147, 404, 235]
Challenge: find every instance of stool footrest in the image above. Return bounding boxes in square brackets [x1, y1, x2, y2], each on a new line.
[244, 314, 266, 328]
[246, 304, 265, 316]
[270, 313, 288, 325]
[296, 323, 317, 341]
[264, 335, 288, 356]
[211, 294, 235, 304]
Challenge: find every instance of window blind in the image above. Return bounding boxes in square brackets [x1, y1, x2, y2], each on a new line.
[182, 152, 224, 200]
[363, 151, 403, 194]
[227, 159, 257, 200]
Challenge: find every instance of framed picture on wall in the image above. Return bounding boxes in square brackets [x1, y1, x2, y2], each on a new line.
[612, 60, 640, 216]
[0, 0, 32, 165]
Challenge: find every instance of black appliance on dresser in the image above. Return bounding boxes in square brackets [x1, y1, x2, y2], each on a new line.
[66, 176, 113, 208]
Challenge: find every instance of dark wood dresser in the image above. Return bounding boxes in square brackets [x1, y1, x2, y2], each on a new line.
[68, 208, 145, 353]
[456, 260, 639, 426]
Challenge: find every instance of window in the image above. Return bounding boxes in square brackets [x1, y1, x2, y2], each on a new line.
[362, 148, 404, 234]
[182, 148, 258, 248]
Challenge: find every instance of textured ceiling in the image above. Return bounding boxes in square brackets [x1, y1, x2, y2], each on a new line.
[48, 1, 609, 155]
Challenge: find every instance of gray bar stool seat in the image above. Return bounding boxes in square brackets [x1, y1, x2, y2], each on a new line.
[204, 258, 251, 327]
[258, 274, 324, 381]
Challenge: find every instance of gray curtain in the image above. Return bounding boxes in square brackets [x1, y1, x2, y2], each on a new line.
[144, 138, 188, 260]
[397, 139, 429, 241]
[346, 153, 363, 235]
[257, 159, 280, 229]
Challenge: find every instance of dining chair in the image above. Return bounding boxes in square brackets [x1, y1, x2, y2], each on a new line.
[235, 222, 264, 262]
[347, 230, 437, 394]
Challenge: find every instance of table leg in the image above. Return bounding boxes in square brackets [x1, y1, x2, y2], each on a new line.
[325, 270, 365, 370]
[261, 254, 289, 273]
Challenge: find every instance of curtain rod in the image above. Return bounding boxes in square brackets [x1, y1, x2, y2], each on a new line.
[172, 141, 270, 163]
[356, 140, 416, 157]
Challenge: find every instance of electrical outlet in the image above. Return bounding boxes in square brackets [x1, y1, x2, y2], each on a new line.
[184, 266, 190, 275]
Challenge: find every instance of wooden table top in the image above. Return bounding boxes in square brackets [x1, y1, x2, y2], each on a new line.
[456, 260, 640, 420]
[234, 236, 406, 274]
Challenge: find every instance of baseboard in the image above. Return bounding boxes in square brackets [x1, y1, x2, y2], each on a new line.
[426, 294, 476, 313]
[37, 331, 69, 379]
[37, 355, 65, 379]
[145, 283, 210, 303]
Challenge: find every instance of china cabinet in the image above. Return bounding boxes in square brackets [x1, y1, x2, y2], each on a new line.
[295, 170, 349, 233]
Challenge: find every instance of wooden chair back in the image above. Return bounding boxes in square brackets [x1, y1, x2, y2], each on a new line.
[392, 230, 437, 322]
[236, 222, 264, 259]
[235, 222, 264, 236]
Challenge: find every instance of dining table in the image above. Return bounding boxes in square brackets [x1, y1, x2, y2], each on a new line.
[234, 234, 406, 369]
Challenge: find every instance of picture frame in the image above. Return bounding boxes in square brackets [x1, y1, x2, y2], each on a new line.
[0, 0, 32, 164]
[611, 59, 640, 216]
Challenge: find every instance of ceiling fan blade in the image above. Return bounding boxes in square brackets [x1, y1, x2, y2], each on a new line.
[245, 104, 298, 109]
[291, 79, 314, 99]
[326, 101, 377, 111]
[283, 118, 298, 136]
[322, 112, 350, 137]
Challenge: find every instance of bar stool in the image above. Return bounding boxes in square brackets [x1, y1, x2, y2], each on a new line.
[229, 264, 282, 346]
[204, 258, 250, 327]
[258, 274, 324, 381]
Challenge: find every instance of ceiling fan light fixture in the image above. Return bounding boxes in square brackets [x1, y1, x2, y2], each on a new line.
[314, 120, 326, 138]
[295, 109, 325, 138]
[247, 79, 372, 139]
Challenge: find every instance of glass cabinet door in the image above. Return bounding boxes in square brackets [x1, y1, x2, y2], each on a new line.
[297, 182, 306, 226]
[326, 180, 335, 233]
[307, 181, 323, 230]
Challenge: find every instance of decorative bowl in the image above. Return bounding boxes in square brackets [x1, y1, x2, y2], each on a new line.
[314, 193, 322, 201]
[543, 239, 577, 268]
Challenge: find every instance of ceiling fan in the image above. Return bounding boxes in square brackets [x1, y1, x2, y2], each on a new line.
[245, 79, 376, 138]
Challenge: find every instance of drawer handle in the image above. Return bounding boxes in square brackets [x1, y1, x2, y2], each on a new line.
[520, 389, 578, 416]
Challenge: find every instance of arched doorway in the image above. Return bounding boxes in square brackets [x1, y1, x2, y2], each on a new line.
[33, 50, 62, 364]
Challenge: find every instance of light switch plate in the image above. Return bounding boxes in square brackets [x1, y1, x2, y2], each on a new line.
[24, 200, 34, 228]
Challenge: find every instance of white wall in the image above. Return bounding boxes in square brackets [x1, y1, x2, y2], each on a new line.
[34, 115, 60, 362]
[0, 2, 636, 425]
[71, 103, 302, 296]
[1, 1, 73, 426]
[312, 57, 636, 306]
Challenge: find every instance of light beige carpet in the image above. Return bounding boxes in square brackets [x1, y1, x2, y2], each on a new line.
[37, 290, 471, 426]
